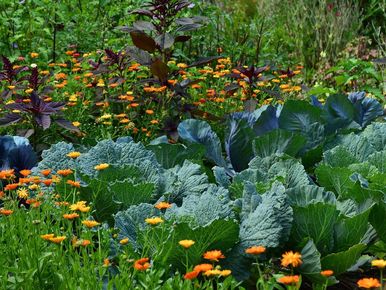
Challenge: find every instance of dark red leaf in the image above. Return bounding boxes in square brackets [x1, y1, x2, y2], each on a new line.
[0, 113, 22, 126]
[155, 33, 174, 49]
[174, 35, 191, 43]
[130, 31, 156, 53]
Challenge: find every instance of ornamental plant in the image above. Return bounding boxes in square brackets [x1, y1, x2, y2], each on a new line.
[0, 58, 80, 150]
[118, 0, 221, 137]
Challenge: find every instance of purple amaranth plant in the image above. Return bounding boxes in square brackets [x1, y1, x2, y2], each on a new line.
[0, 92, 78, 131]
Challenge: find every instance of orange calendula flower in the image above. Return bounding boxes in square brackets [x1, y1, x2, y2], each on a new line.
[28, 184, 39, 190]
[281, 251, 302, 268]
[82, 220, 100, 228]
[30, 52, 39, 58]
[19, 169, 32, 177]
[81, 240, 91, 246]
[245, 246, 266, 255]
[184, 270, 199, 280]
[321, 270, 334, 277]
[5, 183, 18, 191]
[220, 270, 232, 277]
[57, 169, 73, 176]
[41, 234, 55, 241]
[66, 180, 80, 188]
[67, 151, 81, 159]
[63, 213, 80, 220]
[154, 202, 172, 210]
[134, 258, 150, 271]
[42, 179, 53, 186]
[150, 119, 159, 124]
[0, 169, 15, 179]
[145, 109, 154, 115]
[0, 208, 14, 216]
[179, 240, 195, 249]
[203, 250, 225, 262]
[94, 163, 109, 171]
[119, 238, 129, 245]
[277, 275, 300, 285]
[70, 201, 90, 212]
[49, 236, 66, 244]
[103, 258, 110, 267]
[357, 278, 381, 289]
[203, 269, 222, 276]
[194, 264, 213, 273]
[40, 169, 51, 176]
[145, 217, 164, 225]
[371, 259, 386, 269]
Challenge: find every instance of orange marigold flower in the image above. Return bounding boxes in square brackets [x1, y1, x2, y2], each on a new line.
[145, 217, 164, 225]
[194, 264, 213, 273]
[28, 184, 39, 190]
[0, 208, 13, 216]
[204, 269, 222, 276]
[19, 169, 31, 177]
[179, 240, 195, 249]
[220, 270, 232, 277]
[245, 246, 266, 255]
[281, 251, 302, 268]
[43, 179, 53, 186]
[40, 169, 51, 176]
[63, 213, 80, 220]
[67, 151, 81, 159]
[203, 250, 225, 262]
[150, 119, 159, 124]
[66, 180, 80, 188]
[81, 239, 91, 246]
[70, 201, 90, 212]
[5, 183, 18, 191]
[134, 258, 150, 271]
[94, 163, 109, 171]
[145, 109, 154, 115]
[103, 258, 110, 267]
[30, 52, 39, 58]
[49, 236, 66, 244]
[357, 278, 381, 289]
[57, 169, 73, 176]
[19, 178, 31, 184]
[82, 220, 101, 228]
[371, 259, 386, 269]
[321, 270, 334, 277]
[41, 234, 55, 240]
[154, 202, 172, 210]
[184, 270, 199, 280]
[277, 275, 300, 285]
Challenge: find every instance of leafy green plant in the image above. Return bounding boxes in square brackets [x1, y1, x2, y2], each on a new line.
[310, 58, 385, 100]
[35, 137, 211, 225]
[174, 92, 383, 174]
